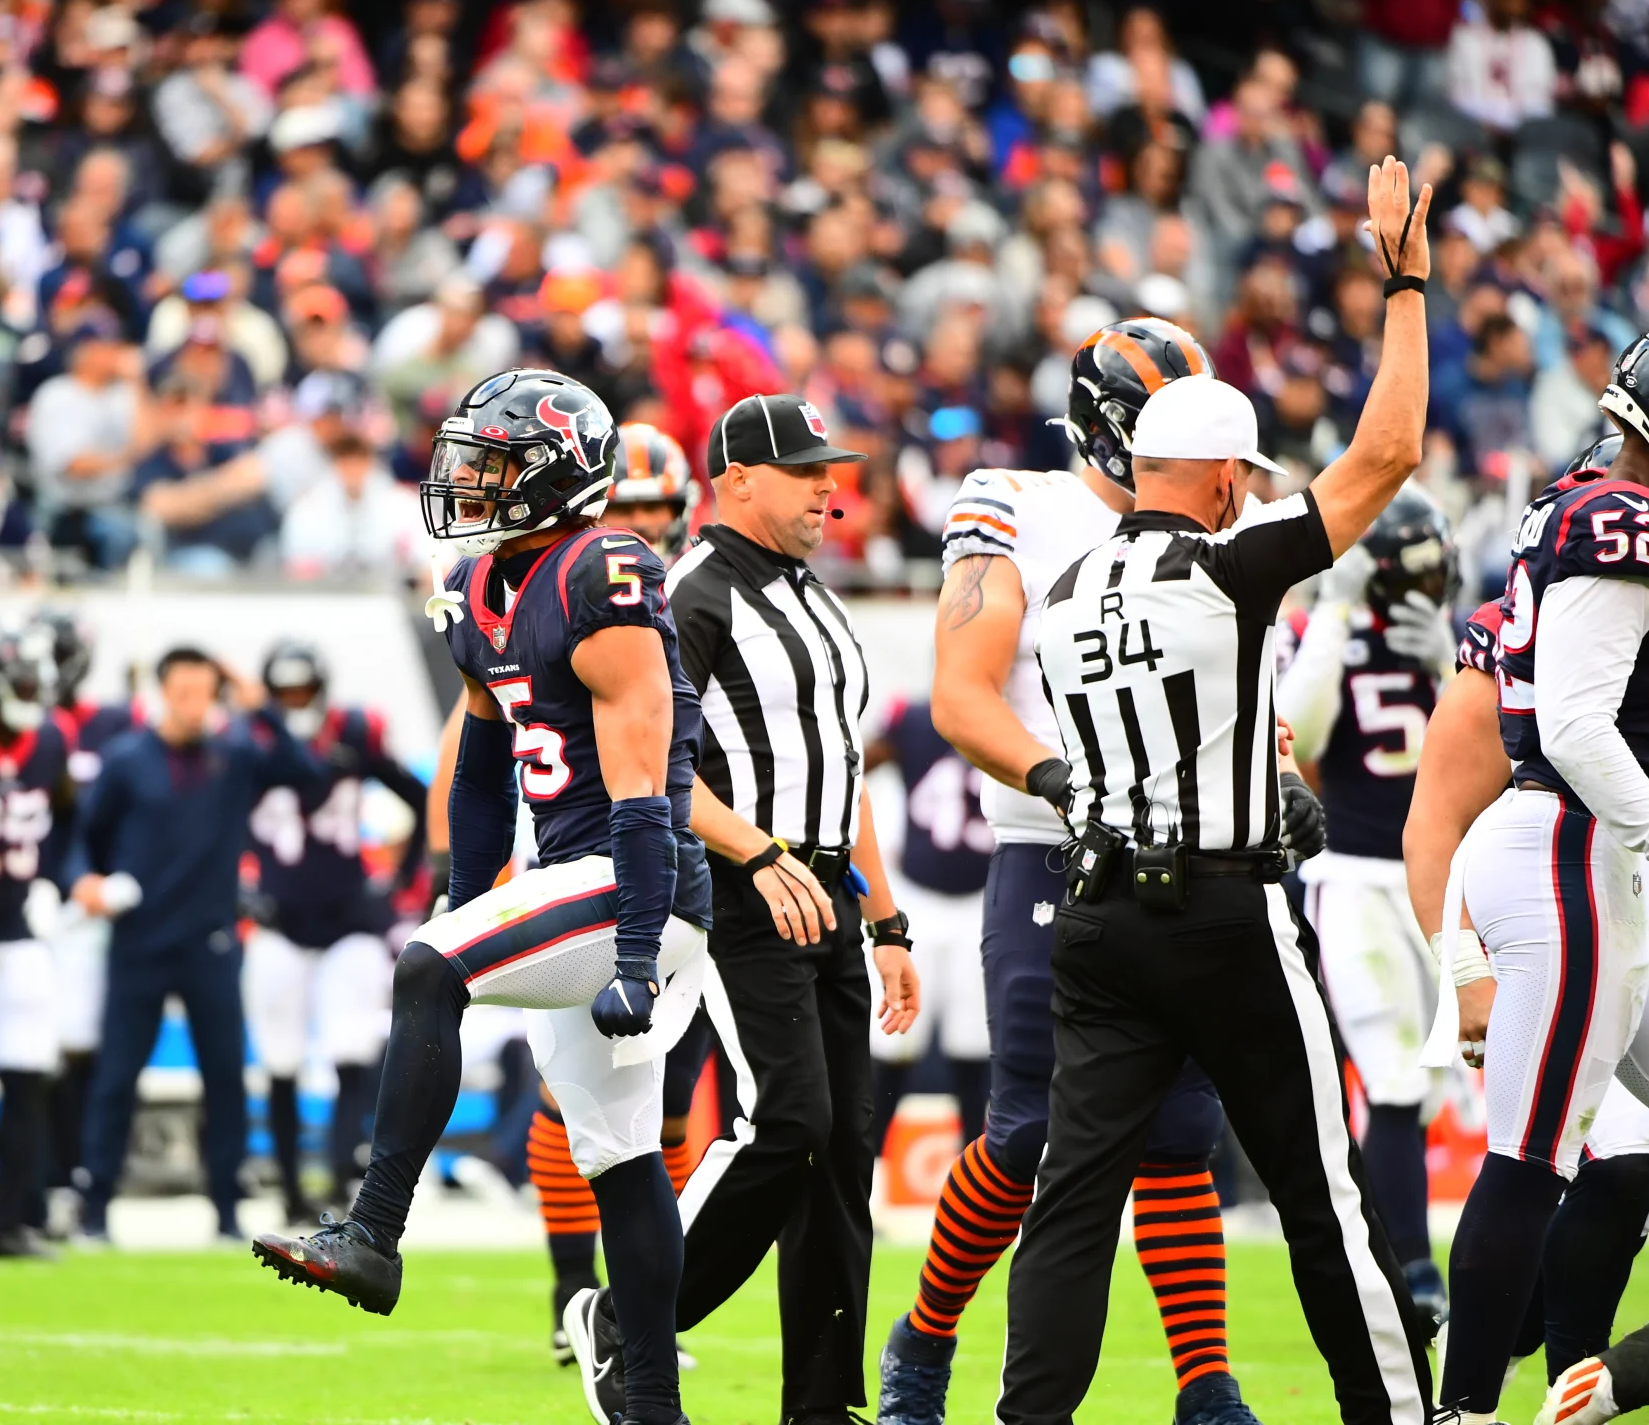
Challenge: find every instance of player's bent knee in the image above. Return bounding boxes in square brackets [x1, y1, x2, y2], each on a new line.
[392, 940, 468, 1010]
[988, 1118, 1048, 1183]
[1144, 1092, 1225, 1162]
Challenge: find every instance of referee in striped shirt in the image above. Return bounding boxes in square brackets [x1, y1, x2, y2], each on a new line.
[997, 160, 1437, 1425]
[663, 393, 920, 1424]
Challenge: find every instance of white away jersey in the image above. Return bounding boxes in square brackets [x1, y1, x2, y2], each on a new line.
[942, 468, 1123, 844]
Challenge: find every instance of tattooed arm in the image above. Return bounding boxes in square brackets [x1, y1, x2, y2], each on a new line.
[931, 554, 1058, 789]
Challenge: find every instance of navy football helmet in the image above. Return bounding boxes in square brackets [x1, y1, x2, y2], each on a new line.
[422, 369, 617, 556]
[1600, 335, 1649, 450]
[1563, 431, 1622, 482]
[262, 641, 328, 740]
[1056, 317, 1213, 490]
[1360, 484, 1459, 618]
[0, 621, 55, 734]
[33, 609, 91, 707]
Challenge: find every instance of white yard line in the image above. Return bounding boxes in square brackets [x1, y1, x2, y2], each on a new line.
[0, 1332, 345, 1357]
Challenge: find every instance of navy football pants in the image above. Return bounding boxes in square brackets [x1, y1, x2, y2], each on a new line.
[981, 845, 1223, 1181]
[82, 935, 246, 1231]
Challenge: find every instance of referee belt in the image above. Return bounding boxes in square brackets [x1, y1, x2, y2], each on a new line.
[788, 843, 851, 891]
[1096, 847, 1288, 895]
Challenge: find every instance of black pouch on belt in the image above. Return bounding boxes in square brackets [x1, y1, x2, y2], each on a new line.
[1132, 843, 1190, 912]
[1066, 821, 1125, 906]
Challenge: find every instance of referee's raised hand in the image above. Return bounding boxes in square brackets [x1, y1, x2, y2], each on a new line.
[1365, 152, 1433, 283]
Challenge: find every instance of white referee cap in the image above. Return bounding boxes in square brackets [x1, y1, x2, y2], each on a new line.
[1132, 373, 1287, 475]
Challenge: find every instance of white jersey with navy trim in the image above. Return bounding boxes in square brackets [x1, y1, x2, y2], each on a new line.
[1036, 492, 1334, 850]
[941, 468, 1123, 845]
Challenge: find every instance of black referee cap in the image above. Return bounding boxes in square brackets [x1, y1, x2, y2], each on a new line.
[707, 394, 868, 477]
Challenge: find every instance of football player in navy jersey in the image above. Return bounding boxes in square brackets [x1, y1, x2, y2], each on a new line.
[1428, 341, 1649, 1422]
[524, 419, 710, 1365]
[243, 642, 427, 1222]
[0, 623, 73, 1256]
[33, 610, 133, 1196]
[254, 370, 710, 1425]
[1274, 485, 1458, 1330]
[863, 697, 990, 1154]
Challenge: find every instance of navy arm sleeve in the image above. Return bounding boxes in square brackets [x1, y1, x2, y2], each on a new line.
[241, 706, 330, 792]
[447, 712, 518, 911]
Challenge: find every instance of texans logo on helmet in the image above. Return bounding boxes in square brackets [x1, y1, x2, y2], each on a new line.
[799, 401, 828, 439]
[536, 390, 609, 473]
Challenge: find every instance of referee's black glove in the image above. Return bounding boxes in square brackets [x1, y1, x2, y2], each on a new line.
[1024, 757, 1074, 820]
[1279, 772, 1327, 860]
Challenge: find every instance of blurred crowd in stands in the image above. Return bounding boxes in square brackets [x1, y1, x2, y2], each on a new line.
[0, 0, 1645, 598]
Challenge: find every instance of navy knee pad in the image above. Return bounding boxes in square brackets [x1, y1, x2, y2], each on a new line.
[1143, 1061, 1224, 1161]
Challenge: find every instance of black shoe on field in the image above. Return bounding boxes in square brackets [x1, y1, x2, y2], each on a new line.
[553, 1274, 599, 1366]
[565, 1285, 626, 1425]
[0, 1225, 58, 1259]
[251, 1212, 401, 1315]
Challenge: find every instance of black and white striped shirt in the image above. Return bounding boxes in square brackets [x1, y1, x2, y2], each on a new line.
[1036, 491, 1333, 851]
[665, 524, 868, 849]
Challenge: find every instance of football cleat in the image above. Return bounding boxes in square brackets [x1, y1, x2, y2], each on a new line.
[877, 1314, 955, 1425]
[1537, 1358, 1618, 1425]
[1403, 1258, 1448, 1341]
[1173, 1372, 1264, 1425]
[251, 1213, 402, 1316]
[0, 1225, 59, 1259]
[552, 1275, 598, 1367]
[565, 1285, 627, 1425]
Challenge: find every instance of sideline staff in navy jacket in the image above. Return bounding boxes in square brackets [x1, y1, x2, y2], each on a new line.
[73, 647, 322, 1239]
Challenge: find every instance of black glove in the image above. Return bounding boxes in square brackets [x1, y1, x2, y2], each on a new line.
[590, 955, 659, 1038]
[1279, 772, 1327, 860]
[1024, 757, 1074, 819]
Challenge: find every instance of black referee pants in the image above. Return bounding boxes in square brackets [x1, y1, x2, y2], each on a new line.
[677, 863, 873, 1418]
[997, 873, 1433, 1425]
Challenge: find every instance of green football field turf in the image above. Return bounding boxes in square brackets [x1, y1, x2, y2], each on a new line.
[3, 1241, 1646, 1425]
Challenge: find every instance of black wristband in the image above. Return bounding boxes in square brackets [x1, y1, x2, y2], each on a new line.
[744, 840, 784, 871]
[1383, 274, 1426, 298]
[871, 910, 910, 946]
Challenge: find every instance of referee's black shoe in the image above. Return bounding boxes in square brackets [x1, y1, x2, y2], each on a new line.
[1172, 1372, 1264, 1425]
[566, 1285, 627, 1425]
[250, 1213, 402, 1315]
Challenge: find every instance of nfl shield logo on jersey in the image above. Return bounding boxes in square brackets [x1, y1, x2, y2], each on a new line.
[1032, 901, 1055, 926]
[491, 626, 508, 651]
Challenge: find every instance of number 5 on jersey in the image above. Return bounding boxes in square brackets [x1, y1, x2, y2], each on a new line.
[488, 677, 573, 799]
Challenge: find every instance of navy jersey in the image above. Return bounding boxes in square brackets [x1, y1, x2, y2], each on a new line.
[1279, 607, 1438, 860]
[443, 525, 711, 928]
[249, 707, 427, 948]
[0, 720, 69, 942]
[1458, 599, 1503, 675]
[64, 699, 139, 786]
[1497, 477, 1649, 794]
[878, 697, 990, 894]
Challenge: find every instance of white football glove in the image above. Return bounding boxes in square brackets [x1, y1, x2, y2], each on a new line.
[1385, 590, 1455, 674]
[425, 552, 464, 631]
[1318, 543, 1376, 607]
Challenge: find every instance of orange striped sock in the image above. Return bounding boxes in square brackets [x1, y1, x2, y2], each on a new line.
[1133, 1159, 1230, 1390]
[663, 1139, 693, 1196]
[910, 1136, 1035, 1338]
[527, 1107, 599, 1283]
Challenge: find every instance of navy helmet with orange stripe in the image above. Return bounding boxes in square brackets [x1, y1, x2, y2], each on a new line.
[604, 422, 699, 561]
[1057, 317, 1213, 491]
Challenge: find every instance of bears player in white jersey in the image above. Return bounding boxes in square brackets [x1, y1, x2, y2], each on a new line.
[1421, 344, 1649, 1423]
[1275, 485, 1458, 1330]
[1408, 436, 1649, 1411]
[877, 320, 1324, 1425]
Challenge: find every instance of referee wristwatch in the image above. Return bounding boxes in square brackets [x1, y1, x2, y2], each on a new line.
[869, 910, 911, 949]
